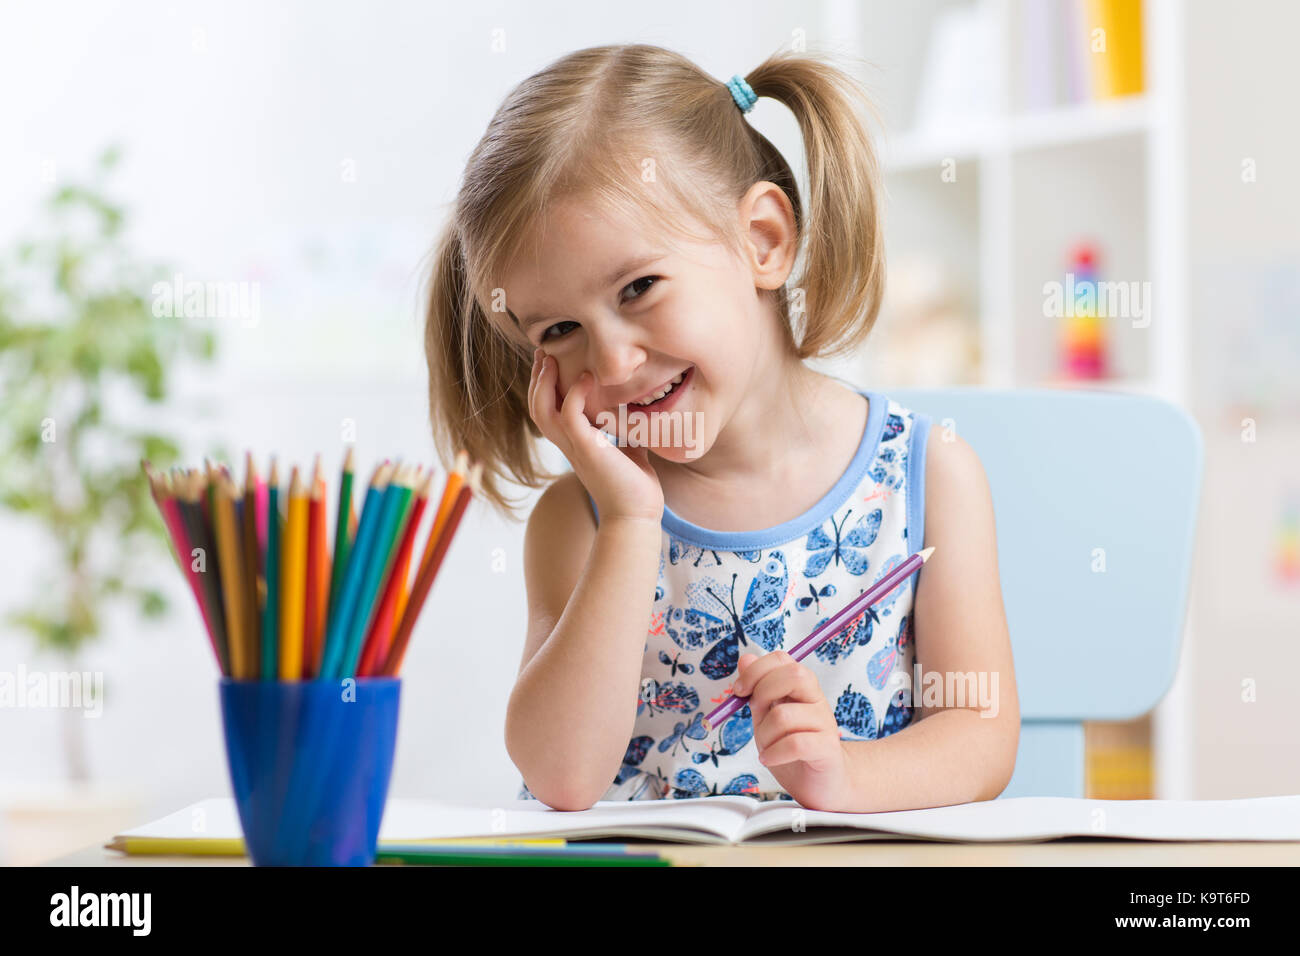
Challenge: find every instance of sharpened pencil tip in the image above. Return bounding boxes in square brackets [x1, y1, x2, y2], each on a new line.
[918, 546, 935, 562]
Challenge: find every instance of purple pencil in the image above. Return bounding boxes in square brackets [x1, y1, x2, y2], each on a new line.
[701, 546, 935, 732]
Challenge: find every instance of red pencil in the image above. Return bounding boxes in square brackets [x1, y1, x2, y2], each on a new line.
[142, 462, 220, 667]
[303, 456, 327, 678]
[357, 468, 432, 676]
[379, 463, 479, 677]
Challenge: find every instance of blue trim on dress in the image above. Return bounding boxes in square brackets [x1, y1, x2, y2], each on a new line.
[586, 389, 888, 551]
[662, 388, 885, 550]
[908, 411, 932, 558]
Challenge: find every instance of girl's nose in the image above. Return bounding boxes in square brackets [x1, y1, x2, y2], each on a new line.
[586, 330, 646, 390]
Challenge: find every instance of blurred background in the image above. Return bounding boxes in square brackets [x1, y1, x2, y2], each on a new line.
[1, 0, 1296, 864]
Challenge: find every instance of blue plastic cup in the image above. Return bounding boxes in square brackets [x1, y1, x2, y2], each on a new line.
[219, 677, 401, 866]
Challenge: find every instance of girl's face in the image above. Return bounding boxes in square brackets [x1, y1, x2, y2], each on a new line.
[502, 193, 792, 462]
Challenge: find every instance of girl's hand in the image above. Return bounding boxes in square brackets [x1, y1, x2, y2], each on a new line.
[734, 651, 855, 811]
[528, 348, 664, 524]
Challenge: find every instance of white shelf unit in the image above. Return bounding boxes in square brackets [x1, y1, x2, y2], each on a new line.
[821, 0, 1193, 797]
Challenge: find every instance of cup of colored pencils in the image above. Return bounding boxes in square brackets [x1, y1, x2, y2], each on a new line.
[142, 449, 481, 866]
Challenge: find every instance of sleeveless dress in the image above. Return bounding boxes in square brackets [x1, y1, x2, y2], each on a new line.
[517, 387, 932, 803]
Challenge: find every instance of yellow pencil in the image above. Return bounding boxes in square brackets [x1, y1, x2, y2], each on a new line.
[280, 466, 309, 680]
[213, 473, 248, 679]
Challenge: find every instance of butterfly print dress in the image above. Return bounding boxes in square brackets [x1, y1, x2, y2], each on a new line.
[518, 389, 932, 803]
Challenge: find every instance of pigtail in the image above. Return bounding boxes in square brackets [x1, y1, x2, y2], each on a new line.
[423, 220, 558, 519]
[744, 51, 887, 359]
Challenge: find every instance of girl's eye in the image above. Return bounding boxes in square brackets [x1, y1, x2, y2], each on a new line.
[540, 320, 578, 342]
[622, 275, 659, 303]
[537, 277, 659, 342]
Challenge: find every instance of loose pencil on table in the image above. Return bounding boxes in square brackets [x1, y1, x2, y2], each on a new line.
[141, 449, 481, 680]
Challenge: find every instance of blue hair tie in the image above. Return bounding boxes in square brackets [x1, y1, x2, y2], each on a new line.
[727, 74, 757, 114]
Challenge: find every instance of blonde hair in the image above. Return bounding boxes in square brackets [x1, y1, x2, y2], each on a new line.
[423, 43, 885, 520]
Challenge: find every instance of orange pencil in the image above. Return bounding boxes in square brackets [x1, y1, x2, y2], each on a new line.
[380, 462, 480, 677]
[419, 450, 467, 582]
[396, 449, 466, 643]
[279, 467, 309, 680]
[358, 468, 432, 676]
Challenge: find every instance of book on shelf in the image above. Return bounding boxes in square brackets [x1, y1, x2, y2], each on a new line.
[1017, 0, 1144, 110]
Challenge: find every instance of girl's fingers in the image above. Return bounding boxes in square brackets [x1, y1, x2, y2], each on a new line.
[529, 350, 546, 419]
[529, 352, 574, 461]
[743, 658, 822, 726]
[758, 729, 840, 770]
[559, 370, 600, 451]
[733, 650, 788, 697]
[532, 352, 559, 426]
[752, 702, 835, 754]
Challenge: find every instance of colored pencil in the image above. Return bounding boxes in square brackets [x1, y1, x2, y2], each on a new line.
[327, 446, 355, 627]
[305, 462, 329, 679]
[375, 842, 664, 857]
[701, 546, 937, 731]
[339, 465, 413, 678]
[319, 462, 392, 679]
[358, 469, 432, 676]
[279, 467, 309, 680]
[374, 846, 670, 867]
[241, 452, 262, 678]
[380, 462, 480, 677]
[212, 472, 249, 679]
[261, 458, 281, 682]
[176, 470, 229, 675]
[422, 452, 468, 583]
[144, 451, 479, 681]
[386, 451, 466, 662]
[142, 464, 210, 638]
[254, 477, 268, 556]
[142, 463, 187, 575]
[390, 457, 457, 634]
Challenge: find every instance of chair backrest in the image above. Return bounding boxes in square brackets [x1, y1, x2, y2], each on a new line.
[890, 387, 1203, 796]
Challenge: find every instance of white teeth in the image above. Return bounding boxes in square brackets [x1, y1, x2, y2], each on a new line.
[629, 370, 686, 406]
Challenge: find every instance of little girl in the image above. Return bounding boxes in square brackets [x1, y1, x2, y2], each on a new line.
[423, 44, 1019, 812]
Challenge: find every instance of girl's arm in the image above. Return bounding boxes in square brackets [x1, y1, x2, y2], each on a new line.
[840, 429, 1020, 811]
[505, 472, 661, 811]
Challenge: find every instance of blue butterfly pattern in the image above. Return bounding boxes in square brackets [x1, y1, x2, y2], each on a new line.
[663, 552, 789, 680]
[803, 508, 882, 578]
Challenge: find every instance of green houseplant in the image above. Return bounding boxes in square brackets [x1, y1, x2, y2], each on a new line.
[0, 145, 220, 781]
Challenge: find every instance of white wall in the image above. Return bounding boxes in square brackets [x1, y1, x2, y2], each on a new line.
[1184, 0, 1300, 799]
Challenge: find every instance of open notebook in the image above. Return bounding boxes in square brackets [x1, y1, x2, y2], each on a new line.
[110, 793, 1300, 852]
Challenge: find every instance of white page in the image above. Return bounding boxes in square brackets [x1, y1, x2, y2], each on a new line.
[377, 794, 756, 843]
[117, 794, 761, 845]
[117, 793, 1300, 847]
[741, 794, 1300, 843]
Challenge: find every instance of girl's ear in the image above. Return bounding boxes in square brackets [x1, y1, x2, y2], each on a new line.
[738, 181, 798, 291]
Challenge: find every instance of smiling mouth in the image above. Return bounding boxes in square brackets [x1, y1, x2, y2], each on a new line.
[621, 366, 692, 410]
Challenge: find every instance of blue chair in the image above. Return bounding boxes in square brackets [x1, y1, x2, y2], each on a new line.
[890, 387, 1204, 798]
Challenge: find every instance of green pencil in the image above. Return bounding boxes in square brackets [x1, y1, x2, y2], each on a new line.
[261, 458, 280, 681]
[374, 849, 671, 867]
[327, 446, 355, 625]
[339, 465, 413, 677]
